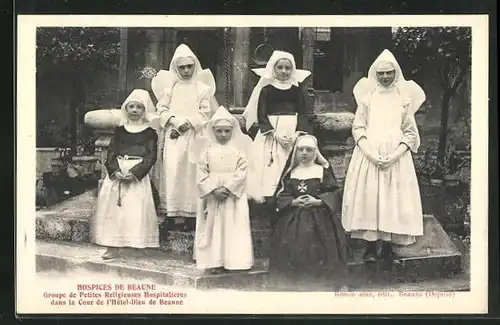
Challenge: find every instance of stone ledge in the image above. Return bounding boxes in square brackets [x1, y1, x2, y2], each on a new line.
[36, 203, 271, 258]
[36, 240, 269, 291]
[84, 109, 355, 134]
[36, 240, 468, 291]
[36, 192, 464, 282]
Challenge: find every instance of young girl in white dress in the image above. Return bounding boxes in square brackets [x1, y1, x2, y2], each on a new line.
[91, 89, 160, 260]
[243, 50, 313, 203]
[194, 106, 254, 273]
[341, 49, 426, 263]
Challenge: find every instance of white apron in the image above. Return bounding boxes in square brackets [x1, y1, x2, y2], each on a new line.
[158, 82, 211, 218]
[247, 114, 298, 199]
[342, 90, 423, 245]
[92, 156, 159, 248]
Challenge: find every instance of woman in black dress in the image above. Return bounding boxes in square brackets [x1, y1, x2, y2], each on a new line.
[269, 135, 349, 291]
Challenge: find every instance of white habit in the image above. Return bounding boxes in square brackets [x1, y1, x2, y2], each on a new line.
[341, 49, 426, 245]
[194, 106, 254, 270]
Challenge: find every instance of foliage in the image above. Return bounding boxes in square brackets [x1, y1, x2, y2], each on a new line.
[393, 27, 471, 86]
[414, 148, 437, 180]
[36, 27, 120, 74]
[439, 143, 470, 176]
[36, 28, 121, 148]
[393, 27, 472, 178]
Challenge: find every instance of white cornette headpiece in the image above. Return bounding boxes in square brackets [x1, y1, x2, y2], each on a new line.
[150, 43, 216, 107]
[353, 49, 426, 115]
[242, 50, 311, 131]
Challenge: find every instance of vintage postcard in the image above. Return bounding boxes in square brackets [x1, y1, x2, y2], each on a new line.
[17, 14, 489, 315]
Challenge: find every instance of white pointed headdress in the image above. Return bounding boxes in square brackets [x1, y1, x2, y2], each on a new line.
[242, 50, 311, 131]
[203, 105, 253, 157]
[151, 43, 216, 104]
[353, 49, 426, 115]
[120, 89, 157, 125]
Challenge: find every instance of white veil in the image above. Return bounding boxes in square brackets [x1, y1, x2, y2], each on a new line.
[196, 105, 253, 160]
[119, 89, 157, 126]
[150, 43, 218, 110]
[353, 49, 426, 115]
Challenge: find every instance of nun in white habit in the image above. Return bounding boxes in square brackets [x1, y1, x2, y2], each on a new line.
[151, 44, 218, 220]
[341, 49, 426, 262]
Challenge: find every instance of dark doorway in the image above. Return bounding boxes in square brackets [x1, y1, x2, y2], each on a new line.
[175, 29, 222, 78]
[249, 27, 302, 69]
[313, 28, 343, 92]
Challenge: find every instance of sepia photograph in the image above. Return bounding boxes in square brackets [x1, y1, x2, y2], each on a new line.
[17, 15, 489, 314]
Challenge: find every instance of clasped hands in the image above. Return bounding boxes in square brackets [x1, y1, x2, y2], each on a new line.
[273, 131, 304, 149]
[212, 186, 231, 201]
[291, 194, 323, 207]
[358, 138, 402, 169]
[169, 117, 192, 139]
[365, 151, 399, 169]
[114, 171, 135, 183]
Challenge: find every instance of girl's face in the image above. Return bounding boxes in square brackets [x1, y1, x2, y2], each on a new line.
[176, 57, 195, 80]
[376, 70, 396, 87]
[274, 58, 293, 81]
[213, 126, 233, 145]
[126, 101, 145, 121]
[296, 145, 316, 165]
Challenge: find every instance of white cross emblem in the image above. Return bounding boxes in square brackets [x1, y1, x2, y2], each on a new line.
[297, 181, 307, 193]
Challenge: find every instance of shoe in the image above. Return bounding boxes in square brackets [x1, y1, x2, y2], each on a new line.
[381, 241, 395, 262]
[362, 241, 378, 263]
[207, 267, 226, 275]
[101, 247, 119, 260]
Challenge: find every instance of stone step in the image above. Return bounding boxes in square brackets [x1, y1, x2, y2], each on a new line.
[36, 239, 467, 291]
[313, 91, 355, 114]
[36, 240, 268, 291]
[36, 191, 464, 283]
[36, 207, 272, 258]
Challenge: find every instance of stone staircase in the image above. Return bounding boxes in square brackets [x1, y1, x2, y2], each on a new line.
[34, 94, 468, 291]
[36, 189, 466, 291]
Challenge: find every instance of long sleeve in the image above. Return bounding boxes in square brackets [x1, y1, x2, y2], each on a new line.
[128, 130, 159, 181]
[104, 128, 120, 179]
[317, 168, 342, 216]
[222, 152, 247, 199]
[197, 149, 219, 198]
[400, 106, 421, 153]
[296, 85, 314, 134]
[275, 178, 295, 214]
[157, 104, 175, 128]
[257, 87, 274, 135]
[187, 85, 213, 131]
[352, 103, 369, 144]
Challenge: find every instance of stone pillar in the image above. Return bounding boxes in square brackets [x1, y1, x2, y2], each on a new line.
[144, 29, 164, 71]
[221, 28, 233, 108]
[84, 110, 123, 192]
[94, 132, 113, 192]
[118, 28, 128, 102]
[163, 28, 177, 68]
[301, 28, 315, 109]
[231, 27, 251, 108]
